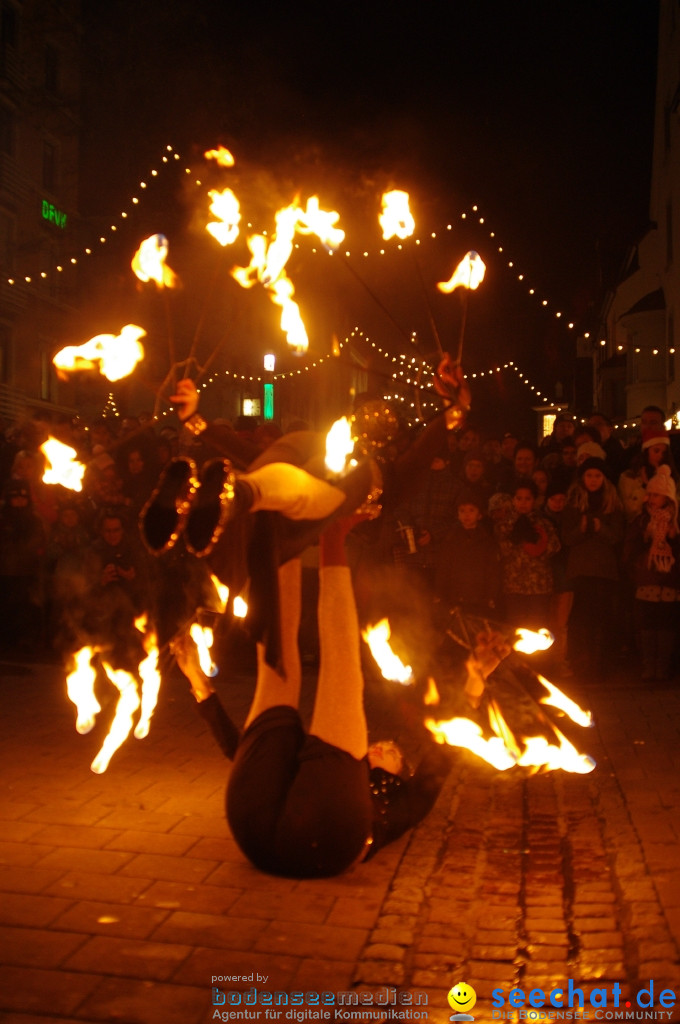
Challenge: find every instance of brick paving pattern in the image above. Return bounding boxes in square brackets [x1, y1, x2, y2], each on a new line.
[1, 656, 679, 1024]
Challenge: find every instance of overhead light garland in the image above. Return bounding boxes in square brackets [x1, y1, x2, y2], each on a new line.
[6, 144, 581, 337]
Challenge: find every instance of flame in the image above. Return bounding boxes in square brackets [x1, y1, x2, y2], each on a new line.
[325, 416, 354, 474]
[362, 619, 413, 684]
[40, 438, 86, 492]
[233, 595, 248, 619]
[189, 622, 217, 677]
[437, 251, 486, 293]
[230, 196, 343, 353]
[513, 627, 554, 654]
[134, 621, 161, 740]
[53, 325, 146, 382]
[516, 726, 596, 774]
[426, 716, 517, 771]
[204, 146, 235, 167]
[269, 274, 309, 354]
[90, 664, 140, 774]
[538, 675, 593, 728]
[425, 691, 595, 775]
[206, 188, 241, 247]
[66, 646, 101, 735]
[297, 196, 345, 250]
[263, 204, 299, 284]
[423, 677, 440, 706]
[379, 190, 415, 240]
[131, 233, 178, 288]
[211, 574, 229, 613]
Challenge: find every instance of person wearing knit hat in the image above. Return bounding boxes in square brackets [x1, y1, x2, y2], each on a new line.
[576, 441, 606, 466]
[618, 427, 679, 523]
[641, 427, 671, 451]
[623, 463, 680, 681]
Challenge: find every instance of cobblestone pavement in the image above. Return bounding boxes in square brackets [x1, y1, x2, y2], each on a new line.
[1, 653, 679, 1024]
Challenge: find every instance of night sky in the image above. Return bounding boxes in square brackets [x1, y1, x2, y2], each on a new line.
[77, 1, 660, 416]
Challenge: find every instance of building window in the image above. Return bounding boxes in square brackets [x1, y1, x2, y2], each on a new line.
[43, 140, 58, 192]
[0, 210, 15, 273]
[0, 104, 14, 155]
[0, 323, 11, 384]
[0, 2, 17, 53]
[45, 45, 60, 94]
[40, 346, 54, 402]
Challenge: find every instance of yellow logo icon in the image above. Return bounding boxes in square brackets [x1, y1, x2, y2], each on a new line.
[447, 983, 477, 1020]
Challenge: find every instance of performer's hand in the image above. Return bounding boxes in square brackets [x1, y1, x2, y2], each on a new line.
[433, 355, 471, 407]
[170, 631, 215, 702]
[170, 379, 199, 422]
[471, 630, 512, 679]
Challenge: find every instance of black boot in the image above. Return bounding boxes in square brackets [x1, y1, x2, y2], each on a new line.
[139, 457, 197, 555]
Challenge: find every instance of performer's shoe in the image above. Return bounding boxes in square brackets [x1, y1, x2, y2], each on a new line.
[184, 458, 236, 557]
[139, 457, 198, 555]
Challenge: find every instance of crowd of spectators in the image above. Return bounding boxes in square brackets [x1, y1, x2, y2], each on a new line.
[0, 401, 678, 685]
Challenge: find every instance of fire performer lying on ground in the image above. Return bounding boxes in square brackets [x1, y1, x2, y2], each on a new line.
[173, 514, 510, 879]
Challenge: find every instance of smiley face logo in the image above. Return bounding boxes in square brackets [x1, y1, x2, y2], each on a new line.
[448, 983, 477, 1017]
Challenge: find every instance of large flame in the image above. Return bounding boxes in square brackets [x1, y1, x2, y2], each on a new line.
[90, 664, 141, 775]
[53, 325, 146, 382]
[41, 438, 86, 492]
[438, 251, 486, 293]
[426, 716, 517, 771]
[297, 196, 345, 250]
[379, 190, 415, 240]
[189, 622, 217, 677]
[66, 646, 101, 735]
[513, 627, 554, 654]
[131, 234, 178, 288]
[538, 675, 593, 728]
[325, 416, 354, 474]
[204, 146, 235, 167]
[269, 274, 309, 354]
[134, 623, 161, 740]
[362, 619, 414, 684]
[230, 196, 343, 353]
[426, 693, 595, 775]
[206, 188, 241, 247]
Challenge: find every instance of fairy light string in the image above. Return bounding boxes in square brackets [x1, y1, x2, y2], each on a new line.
[8, 144, 583, 333]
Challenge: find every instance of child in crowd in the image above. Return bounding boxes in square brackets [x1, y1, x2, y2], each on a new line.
[434, 492, 501, 617]
[623, 465, 680, 681]
[494, 480, 560, 628]
[562, 457, 625, 681]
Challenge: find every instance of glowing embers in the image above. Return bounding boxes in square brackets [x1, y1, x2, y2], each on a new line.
[40, 438, 86, 492]
[65, 618, 161, 773]
[53, 325, 146, 382]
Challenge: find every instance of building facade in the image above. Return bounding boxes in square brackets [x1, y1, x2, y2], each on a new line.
[0, 0, 81, 423]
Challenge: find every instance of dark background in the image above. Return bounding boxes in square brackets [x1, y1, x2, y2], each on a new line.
[75, 1, 660, 427]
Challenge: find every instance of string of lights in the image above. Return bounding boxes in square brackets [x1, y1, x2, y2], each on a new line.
[8, 143, 583, 338]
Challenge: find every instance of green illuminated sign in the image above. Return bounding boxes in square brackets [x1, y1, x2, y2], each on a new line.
[41, 200, 67, 229]
[264, 382, 274, 421]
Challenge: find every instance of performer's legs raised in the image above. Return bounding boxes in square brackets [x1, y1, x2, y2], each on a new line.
[309, 520, 368, 761]
[243, 556, 302, 728]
